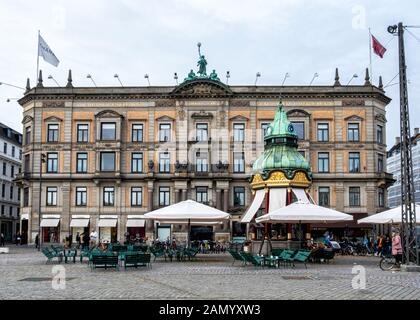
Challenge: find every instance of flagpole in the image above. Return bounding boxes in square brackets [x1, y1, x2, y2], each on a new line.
[369, 27, 373, 81]
[36, 30, 40, 84]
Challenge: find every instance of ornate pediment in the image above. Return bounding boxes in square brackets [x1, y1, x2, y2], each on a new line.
[95, 110, 123, 119]
[156, 115, 175, 122]
[344, 115, 364, 121]
[375, 113, 387, 123]
[44, 116, 63, 122]
[191, 110, 214, 119]
[287, 109, 311, 118]
[22, 115, 34, 124]
[171, 78, 232, 97]
[229, 115, 249, 121]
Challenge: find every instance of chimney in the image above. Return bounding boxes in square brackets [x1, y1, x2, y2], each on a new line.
[395, 137, 401, 145]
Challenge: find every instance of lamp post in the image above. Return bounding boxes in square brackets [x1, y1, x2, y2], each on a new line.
[0, 82, 25, 90]
[255, 72, 261, 86]
[38, 153, 46, 251]
[144, 74, 150, 86]
[346, 74, 358, 85]
[226, 71, 230, 84]
[114, 74, 123, 87]
[309, 73, 319, 86]
[281, 72, 290, 86]
[6, 98, 18, 103]
[86, 74, 97, 87]
[174, 73, 178, 85]
[47, 75, 60, 86]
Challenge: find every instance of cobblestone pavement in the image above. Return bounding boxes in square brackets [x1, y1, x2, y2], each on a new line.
[1, 247, 419, 300]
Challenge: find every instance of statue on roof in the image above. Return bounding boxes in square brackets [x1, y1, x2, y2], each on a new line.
[184, 69, 196, 81]
[209, 69, 220, 81]
[197, 42, 207, 76]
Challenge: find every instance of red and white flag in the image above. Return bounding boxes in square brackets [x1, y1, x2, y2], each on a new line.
[372, 35, 387, 58]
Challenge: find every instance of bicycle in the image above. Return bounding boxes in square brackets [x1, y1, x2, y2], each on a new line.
[379, 254, 400, 271]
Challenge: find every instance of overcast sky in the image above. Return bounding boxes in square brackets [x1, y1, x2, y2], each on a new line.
[0, 0, 419, 146]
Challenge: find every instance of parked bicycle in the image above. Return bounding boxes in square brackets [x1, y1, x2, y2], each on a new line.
[379, 254, 400, 271]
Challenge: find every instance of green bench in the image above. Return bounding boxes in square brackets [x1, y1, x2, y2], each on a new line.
[90, 255, 119, 270]
[228, 249, 246, 266]
[183, 248, 199, 261]
[63, 249, 77, 263]
[278, 250, 296, 267]
[42, 248, 63, 264]
[150, 247, 166, 261]
[292, 250, 311, 268]
[124, 253, 151, 269]
[240, 252, 264, 268]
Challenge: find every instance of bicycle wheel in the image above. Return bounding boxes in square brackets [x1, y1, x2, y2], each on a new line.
[380, 256, 396, 271]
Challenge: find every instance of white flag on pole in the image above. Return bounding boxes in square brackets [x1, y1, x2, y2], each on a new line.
[38, 34, 60, 67]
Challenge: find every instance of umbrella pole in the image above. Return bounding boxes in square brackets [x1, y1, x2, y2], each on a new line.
[187, 219, 191, 249]
[299, 221, 302, 249]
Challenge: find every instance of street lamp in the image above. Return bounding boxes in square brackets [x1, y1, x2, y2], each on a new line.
[0, 82, 25, 90]
[347, 74, 358, 85]
[255, 72, 261, 85]
[38, 153, 46, 251]
[6, 98, 18, 102]
[226, 71, 230, 84]
[114, 74, 123, 87]
[86, 74, 97, 87]
[309, 72, 319, 86]
[144, 74, 150, 86]
[47, 75, 60, 86]
[174, 73, 178, 85]
[281, 72, 290, 86]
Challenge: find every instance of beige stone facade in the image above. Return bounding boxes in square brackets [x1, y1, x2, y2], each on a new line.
[16, 74, 394, 244]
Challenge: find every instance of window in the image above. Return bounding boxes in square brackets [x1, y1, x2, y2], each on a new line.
[3, 142, 7, 154]
[46, 153, 58, 173]
[47, 124, 59, 142]
[11, 146, 15, 157]
[76, 187, 87, 206]
[317, 123, 329, 142]
[349, 187, 361, 207]
[349, 152, 360, 173]
[196, 151, 208, 172]
[234, 187, 245, 206]
[298, 151, 306, 158]
[261, 123, 270, 141]
[100, 123, 116, 140]
[1, 205, 4, 215]
[196, 123, 208, 141]
[25, 126, 31, 145]
[377, 125, 383, 144]
[348, 123, 360, 142]
[9, 186, 13, 200]
[100, 152, 115, 171]
[131, 153, 143, 173]
[1, 184, 5, 197]
[291, 122, 305, 140]
[159, 187, 170, 206]
[159, 152, 170, 173]
[23, 188, 29, 206]
[378, 188, 385, 207]
[17, 187, 20, 201]
[132, 124, 143, 142]
[10, 165, 14, 177]
[159, 124, 171, 142]
[319, 187, 330, 207]
[318, 152, 329, 173]
[377, 154, 384, 172]
[9, 206, 13, 216]
[76, 153, 88, 173]
[24, 155, 30, 173]
[77, 124, 89, 142]
[233, 152, 245, 173]
[19, 150, 22, 160]
[131, 187, 143, 206]
[103, 187, 115, 206]
[233, 123, 245, 142]
[46, 187, 58, 206]
[196, 187, 208, 203]
[2, 162, 6, 175]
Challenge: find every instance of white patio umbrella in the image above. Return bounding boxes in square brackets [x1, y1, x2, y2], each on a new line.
[358, 204, 420, 225]
[143, 200, 231, 247]
[255, 201, 353, 224]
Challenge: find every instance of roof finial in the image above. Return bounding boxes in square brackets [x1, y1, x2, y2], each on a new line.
[66, 69, 73, 88]
[334, 68, 341, 86]
[364, 68, 371, 86]
[25, 78, 31, 93]
[37, 70, 43, 88]
[378, 76, 384, 90]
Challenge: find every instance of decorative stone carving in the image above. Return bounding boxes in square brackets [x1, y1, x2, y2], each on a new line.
[191, 110, 213, 119]
[218, 110, 227, 127]
[175, 161, 189, 172]
[148, 160, 154, 172]
[343, 100, 365, 107]
[286, 109, 311, 118]
[230, 100, 249, 108]
[156, 101, 175, 108]
[215, 160, 229, 172]
[43, 101, 65, 108]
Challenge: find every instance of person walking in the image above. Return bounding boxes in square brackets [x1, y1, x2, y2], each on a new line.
[0, 233, 5, 247]
[392, 231, 403, 268]
[76, 232, 81, 249]
[35, 234, 39, 249]
[377, 235, 383, 256]
[83, 232, 90, 249]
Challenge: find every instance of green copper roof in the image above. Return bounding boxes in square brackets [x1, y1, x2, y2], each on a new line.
[252, 102, 311, 174]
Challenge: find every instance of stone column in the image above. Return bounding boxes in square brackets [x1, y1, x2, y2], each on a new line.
[182, 189, 187, 201]
[175, 190, 180, 203]
[146, 188, 154, 234]
[216, 189, 222, 210]
[223, 189, 229, 230]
